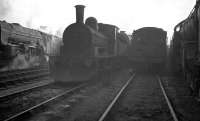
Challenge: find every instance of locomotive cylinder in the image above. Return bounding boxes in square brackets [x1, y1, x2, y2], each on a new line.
[75, 5, 85, 23]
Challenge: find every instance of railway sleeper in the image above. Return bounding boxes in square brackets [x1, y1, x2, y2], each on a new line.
[0, 72, 50, 88]
[0, 65, 49, 77]
[0, 69, 49, 81]
[0, 68, 49, 79]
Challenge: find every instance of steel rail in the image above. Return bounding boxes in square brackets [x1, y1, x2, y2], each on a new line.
[157, 76, 179, 121]
[0, 66, 48, 77]
[98, 73, 135, 121]
[4, 83, 87, 121]
[1, 72, 49, 83]
[0, 78, 53, 98]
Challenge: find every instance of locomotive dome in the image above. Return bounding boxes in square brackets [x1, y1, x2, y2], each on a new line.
[85, 17, 98, 24]
[85, 17, 98, 31]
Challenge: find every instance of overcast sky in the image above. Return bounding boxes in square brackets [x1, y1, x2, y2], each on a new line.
[0, 0, 196, 41]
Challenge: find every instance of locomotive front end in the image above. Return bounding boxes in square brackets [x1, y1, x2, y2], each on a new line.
[52, 5, 98, 82]
[62, 23, 92, 58]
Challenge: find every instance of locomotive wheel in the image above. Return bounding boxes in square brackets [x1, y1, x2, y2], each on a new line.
[183, 70, 194, 96]
[187, 72, 194, 96]
[186, 72, 200, 97]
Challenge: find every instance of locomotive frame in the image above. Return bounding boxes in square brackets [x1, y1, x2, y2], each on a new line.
[170, 0, 200, 98]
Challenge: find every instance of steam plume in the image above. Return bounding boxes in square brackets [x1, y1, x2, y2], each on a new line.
[0, 0, 11, 18]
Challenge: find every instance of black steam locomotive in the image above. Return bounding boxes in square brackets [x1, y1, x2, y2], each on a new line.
[0, 21, 62, 71]
[51, 5, 131, 82]
[128, 27, 167, 72]
[170, 0, 200, 98]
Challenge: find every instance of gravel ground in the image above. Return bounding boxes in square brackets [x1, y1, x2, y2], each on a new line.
[0, 82, 73, 120]
[103, 74, 172, 121]
[66, 69, 131, 121]
[9, 71, 200, 121]
[162, 76, 200, 121]
[25, 69, 132, 121]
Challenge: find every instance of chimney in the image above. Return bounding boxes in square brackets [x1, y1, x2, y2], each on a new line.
[75, 5, 85, 23]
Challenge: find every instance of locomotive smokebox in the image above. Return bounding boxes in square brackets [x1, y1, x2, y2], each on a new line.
[75, 5, 85, 23]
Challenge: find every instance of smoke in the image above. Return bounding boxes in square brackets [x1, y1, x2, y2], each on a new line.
[38, 26, 63, 37]
[0, 0, 38, 28]
[0, 0, 12, 18]
[0, 0, 64, 37]
[55, 29, 63, 37]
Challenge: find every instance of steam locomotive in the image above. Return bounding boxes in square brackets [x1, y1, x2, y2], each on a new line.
[128, 27, 167, 72]
[0, 20, 62, 71]
[170, 0, 200, 98]
[51, 5, 131, 82]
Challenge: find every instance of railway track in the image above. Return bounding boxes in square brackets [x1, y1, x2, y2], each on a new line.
[98, 74, 179, 121]
[0, 65, 49, 87]
[3, 83, 87, 121]
[0, 65, 52, 97]
[157, 76, 179, 121]
[0, 65, 48, 76]
[98, 73, 136, 121]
